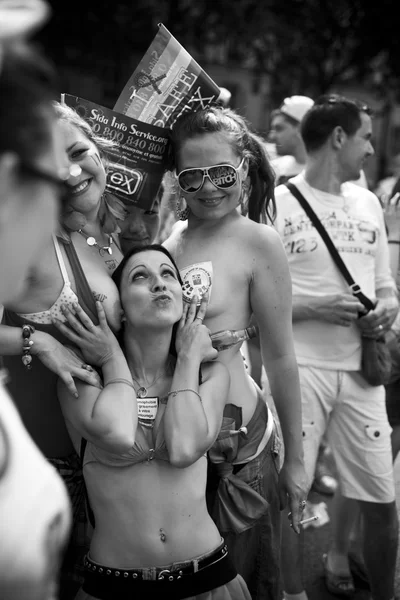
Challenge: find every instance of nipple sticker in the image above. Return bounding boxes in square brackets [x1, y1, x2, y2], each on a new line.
[180, 262, 213, 305]
[137, 397, 159, 428]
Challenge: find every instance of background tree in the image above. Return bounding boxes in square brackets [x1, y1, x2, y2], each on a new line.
[37, 0, 399, 107]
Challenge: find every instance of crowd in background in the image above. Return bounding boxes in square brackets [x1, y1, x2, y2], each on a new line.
[1, 2, 400, 600]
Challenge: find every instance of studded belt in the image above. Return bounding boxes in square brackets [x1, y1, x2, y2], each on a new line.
[83, 542, 228, 582]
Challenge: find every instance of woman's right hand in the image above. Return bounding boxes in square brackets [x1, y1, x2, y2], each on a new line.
[32, 330, 102, 397]
[52, 301, 122, 368]
[175, 293, 218, 363]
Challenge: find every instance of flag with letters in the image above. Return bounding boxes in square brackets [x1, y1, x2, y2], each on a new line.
[114, 24, 221, 129]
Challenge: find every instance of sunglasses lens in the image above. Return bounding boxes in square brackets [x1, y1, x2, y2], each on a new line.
[178, 163, 239, 193]
[209, 165, 237, 189]
[178, 169, 204, 193]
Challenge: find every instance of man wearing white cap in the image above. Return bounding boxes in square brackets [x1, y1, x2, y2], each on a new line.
[269, 95, 314, 185]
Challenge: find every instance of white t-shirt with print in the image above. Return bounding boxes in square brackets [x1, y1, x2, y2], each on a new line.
[274, 173, 395, 370]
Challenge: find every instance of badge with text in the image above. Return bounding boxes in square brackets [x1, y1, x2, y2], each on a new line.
[137, 397, 159, 428]
[180, 261, 213, 305]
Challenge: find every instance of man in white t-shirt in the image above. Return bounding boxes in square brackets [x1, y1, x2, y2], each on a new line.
[269, 95, 314, 185]
[275, 95, 398, 600]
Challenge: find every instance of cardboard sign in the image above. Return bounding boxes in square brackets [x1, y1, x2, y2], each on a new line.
[62, 93, 169, 210]
[114, 24, 221, 129]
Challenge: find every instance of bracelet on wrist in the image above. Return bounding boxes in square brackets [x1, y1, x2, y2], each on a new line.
[388, 239, 400, 244]
[21, 324, 35, 370]
[167, 388, 202, 403]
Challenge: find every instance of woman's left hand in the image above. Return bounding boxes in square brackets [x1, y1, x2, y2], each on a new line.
[52, 301, 122, 367]
[175, 293, 218, 363]
[279, 458, 309, 535]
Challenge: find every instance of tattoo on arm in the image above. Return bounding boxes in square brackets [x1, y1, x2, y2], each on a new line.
[105, 259, 118, 271]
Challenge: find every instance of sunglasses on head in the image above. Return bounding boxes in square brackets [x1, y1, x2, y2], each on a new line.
[177, 157, 245, 194]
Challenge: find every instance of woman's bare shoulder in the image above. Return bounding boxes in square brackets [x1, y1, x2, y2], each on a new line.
[238, 219, 282, 252]
[163, 221, 187, 255]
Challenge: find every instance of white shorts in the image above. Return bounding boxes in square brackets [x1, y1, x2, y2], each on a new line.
[299, 366, 395, 503]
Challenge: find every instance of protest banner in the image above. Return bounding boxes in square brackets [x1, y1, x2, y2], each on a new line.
[62, 93, 169, 210]
[114, 23, 221, 128]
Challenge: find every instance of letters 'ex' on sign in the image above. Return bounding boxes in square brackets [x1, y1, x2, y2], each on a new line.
[61, 93, 169, 211]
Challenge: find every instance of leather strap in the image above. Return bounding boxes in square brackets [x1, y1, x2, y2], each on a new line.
[285, 182, 375, 313]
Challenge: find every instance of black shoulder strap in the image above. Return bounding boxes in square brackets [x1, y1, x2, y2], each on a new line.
[79, 437, 96, 528]
[286, 182, 375, 313]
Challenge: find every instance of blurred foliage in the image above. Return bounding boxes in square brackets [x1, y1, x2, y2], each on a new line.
[36, 0, 400, 105]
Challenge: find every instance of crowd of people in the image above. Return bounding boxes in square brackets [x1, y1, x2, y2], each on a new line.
[1, 2, 400, 600]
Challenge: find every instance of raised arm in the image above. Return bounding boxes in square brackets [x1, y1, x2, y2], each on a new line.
[0, 317, 101, 396]
[164, 295, 230, 468]
[250, 225, 308, 532]
[56, 302, 138, 453]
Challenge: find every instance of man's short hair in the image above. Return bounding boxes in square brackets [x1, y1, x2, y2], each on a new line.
[301, 94, 372, 153]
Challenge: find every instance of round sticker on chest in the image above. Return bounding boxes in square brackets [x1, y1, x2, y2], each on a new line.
[180, 261, 213, 305]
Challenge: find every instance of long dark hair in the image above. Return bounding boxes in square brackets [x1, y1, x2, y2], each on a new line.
[112, 244, 183, 357]
[0, 42, 57, 168]
[169, 106, 276, 224]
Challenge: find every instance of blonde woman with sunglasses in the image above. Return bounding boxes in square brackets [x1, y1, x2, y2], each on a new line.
[164, 106, 308, 599]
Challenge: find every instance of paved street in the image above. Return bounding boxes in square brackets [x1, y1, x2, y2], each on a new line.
[301, 459, 400, 599]
[254, 366, 400, 600]
[238, 355, 399, 599]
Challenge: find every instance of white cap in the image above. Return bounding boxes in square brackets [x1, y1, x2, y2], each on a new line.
[218, 87, 232, 108]
[280, 95, 314, 123]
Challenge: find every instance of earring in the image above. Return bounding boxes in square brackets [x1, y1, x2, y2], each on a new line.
[239, 180, 250, 216]
[176, 195, 190, 221]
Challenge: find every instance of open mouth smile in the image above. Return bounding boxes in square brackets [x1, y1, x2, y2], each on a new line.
[198, 197, 224, 206]
[69, 179, 91, 195]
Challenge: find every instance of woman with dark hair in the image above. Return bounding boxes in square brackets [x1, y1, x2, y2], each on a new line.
[164, 106, 307, 598]
[0, 2, 72, 598]
[53, 243, 251, 600]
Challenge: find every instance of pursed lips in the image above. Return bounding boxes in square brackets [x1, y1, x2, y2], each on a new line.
[153, 293, 171, 301]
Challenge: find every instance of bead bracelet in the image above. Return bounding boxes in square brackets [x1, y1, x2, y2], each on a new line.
[21, 324, 35, 370]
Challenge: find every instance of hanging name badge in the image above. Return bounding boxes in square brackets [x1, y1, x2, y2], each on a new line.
[180, 261, 213, 305]
[137, 397, 159, 428]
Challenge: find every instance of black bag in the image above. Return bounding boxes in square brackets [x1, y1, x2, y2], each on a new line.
[286, 182, 392, 387]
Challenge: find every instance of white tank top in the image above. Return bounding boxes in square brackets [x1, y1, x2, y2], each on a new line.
[0, 370, 71, 599]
